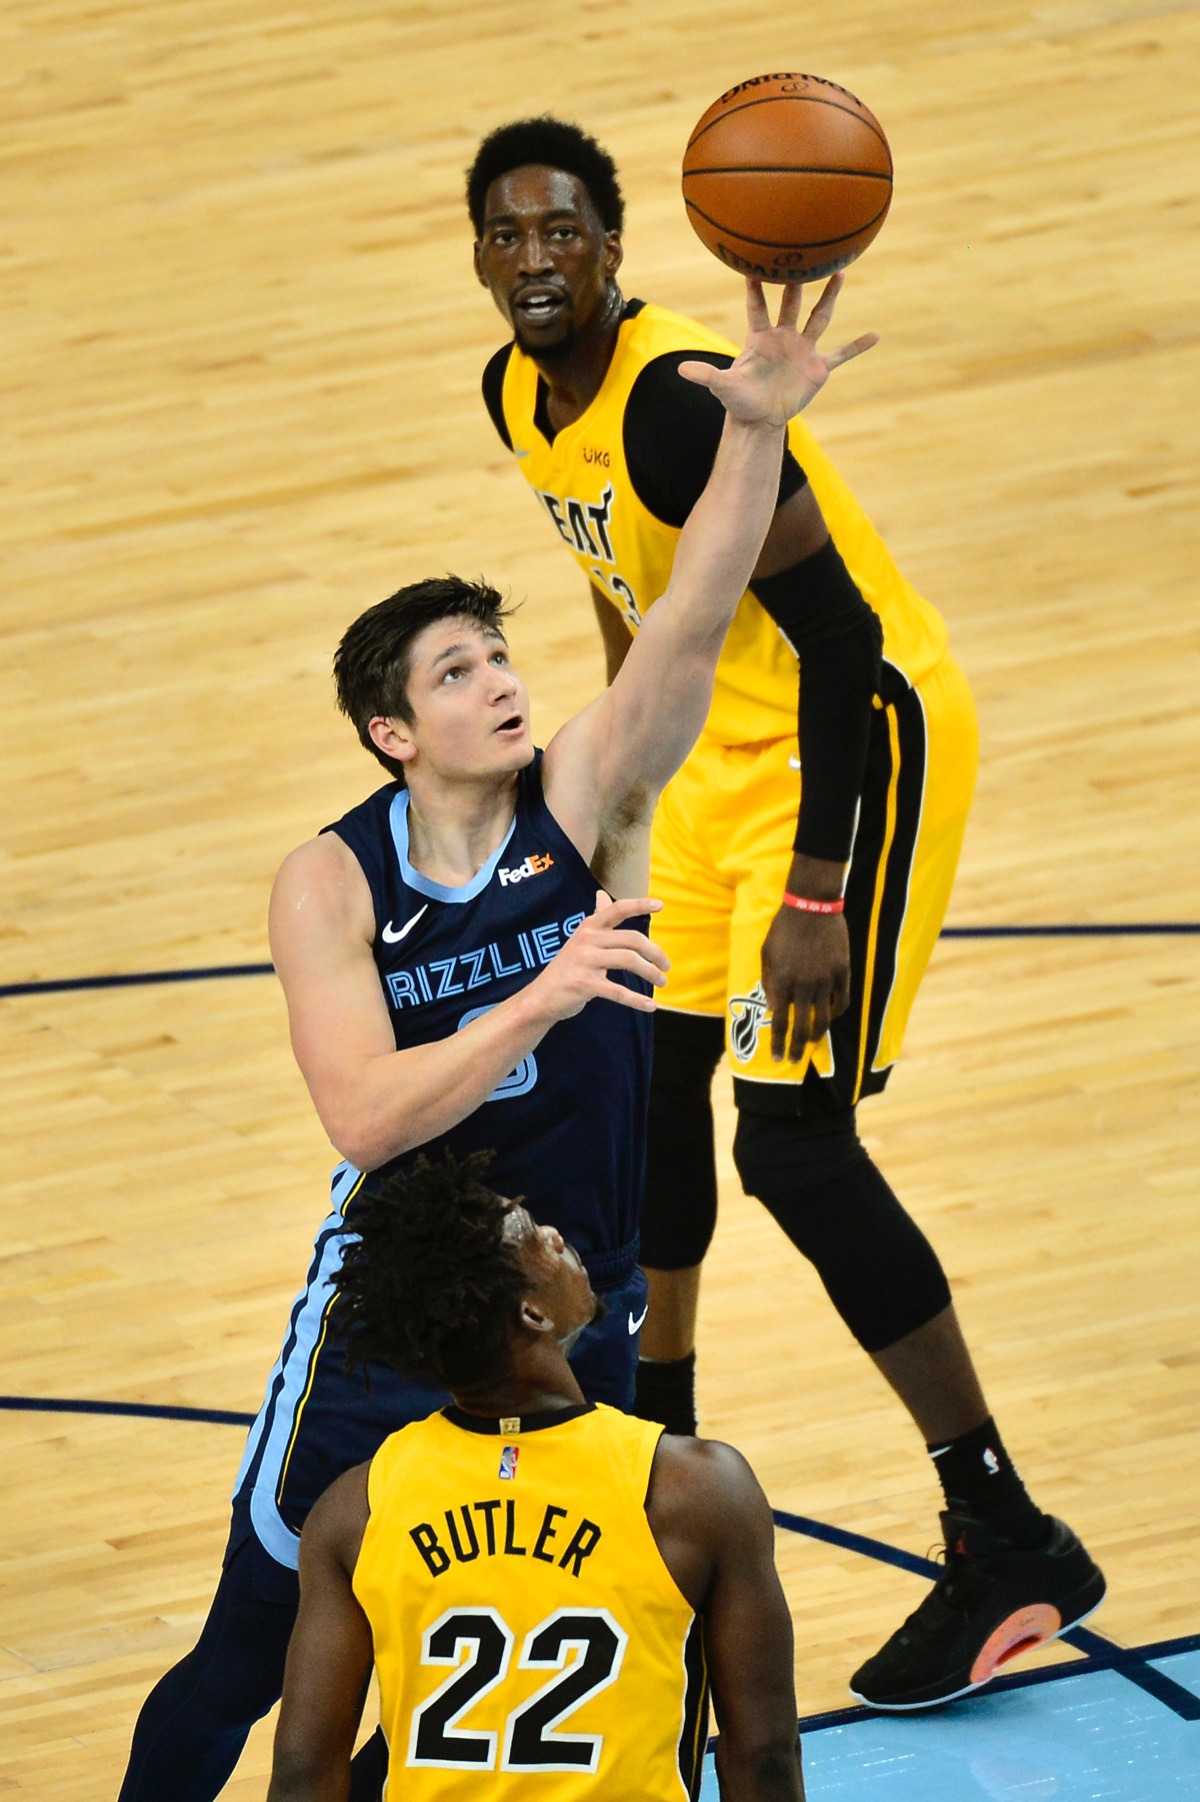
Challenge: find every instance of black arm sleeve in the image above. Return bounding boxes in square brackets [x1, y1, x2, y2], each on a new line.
[481, 344, 514, 450]
[623, 352, 807, 527]
[750, 540, 883, 863]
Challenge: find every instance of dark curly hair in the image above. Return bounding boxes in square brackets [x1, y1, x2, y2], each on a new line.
[333, 575, 514, 781]
[331, 1152, 528, 1392]
[466, 117, 625, 236]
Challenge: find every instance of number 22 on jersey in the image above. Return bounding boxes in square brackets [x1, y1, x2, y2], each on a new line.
[407, 1605, 627, 1773]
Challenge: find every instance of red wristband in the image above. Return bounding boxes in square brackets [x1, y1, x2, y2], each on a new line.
[782, 892, 845, 915]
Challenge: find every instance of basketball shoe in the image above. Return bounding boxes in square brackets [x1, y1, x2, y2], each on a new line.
[849, 1511, 1106, 1711]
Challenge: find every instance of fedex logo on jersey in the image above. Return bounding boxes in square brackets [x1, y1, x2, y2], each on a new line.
[384, 911, 587, 1013]
[498, 852, 554, 886]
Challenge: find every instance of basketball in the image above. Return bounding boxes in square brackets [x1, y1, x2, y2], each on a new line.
[682, 72, 893, 283]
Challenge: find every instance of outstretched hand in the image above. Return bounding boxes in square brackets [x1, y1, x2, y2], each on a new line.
[678, 274, 878, 426]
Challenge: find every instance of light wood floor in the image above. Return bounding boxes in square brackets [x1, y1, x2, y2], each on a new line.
[2, 1, 1198, 1793]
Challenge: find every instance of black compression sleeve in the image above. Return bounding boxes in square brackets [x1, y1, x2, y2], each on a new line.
[624, 351, 807, 527]
[750, 540, 883, 862]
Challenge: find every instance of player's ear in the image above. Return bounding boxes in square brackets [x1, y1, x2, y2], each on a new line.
[473, 241, 488, 287]
[368, 715, 415, 766]
[518, 1297, 553, 1336]
[603, 232, 623, 279]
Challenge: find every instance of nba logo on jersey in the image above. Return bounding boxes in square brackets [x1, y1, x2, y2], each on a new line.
[499, 1445, 519, 1480]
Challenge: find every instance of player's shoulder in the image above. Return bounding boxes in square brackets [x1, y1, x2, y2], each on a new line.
[625, 299, 739, 361]
[650, 1431, 772, 1525]
[300, 1460, 372, 1573]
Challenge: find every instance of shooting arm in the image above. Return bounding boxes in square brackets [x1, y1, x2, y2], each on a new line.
[267, 1473, 373, 1802]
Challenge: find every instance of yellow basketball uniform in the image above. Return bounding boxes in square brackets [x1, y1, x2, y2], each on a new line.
[488, 302, 978, 1102]
[352, 1402, 708, 1800]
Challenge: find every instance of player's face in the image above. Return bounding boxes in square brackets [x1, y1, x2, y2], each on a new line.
[474, 166, 622, 359]
[507, 1205, 599, 1346]
[387, 617, 532, 782]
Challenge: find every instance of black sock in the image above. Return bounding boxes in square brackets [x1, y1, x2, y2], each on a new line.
[927, 1416, 1049, 1548]
[633, 1353, 697, 1437]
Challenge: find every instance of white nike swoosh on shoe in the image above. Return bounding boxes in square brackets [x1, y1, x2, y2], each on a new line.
[381, 905, 428, 944]
[627, 1306, 649, 1335]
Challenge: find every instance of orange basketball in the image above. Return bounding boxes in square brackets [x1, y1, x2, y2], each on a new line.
[682, 72, 893, 283]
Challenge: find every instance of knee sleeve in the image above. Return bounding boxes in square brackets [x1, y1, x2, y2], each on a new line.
[640, 1010, 725, 1270]
[733, 1105, 952, 1352]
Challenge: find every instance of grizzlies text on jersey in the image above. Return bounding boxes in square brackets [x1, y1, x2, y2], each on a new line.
[231, 753, 652, 1572]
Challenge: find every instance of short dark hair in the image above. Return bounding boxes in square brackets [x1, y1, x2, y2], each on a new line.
[467, 117, 624, 236]
[332, 1152, 528, 1392]
[333, 575, 513, 779]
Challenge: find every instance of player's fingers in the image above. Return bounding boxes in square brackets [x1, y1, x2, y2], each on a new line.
[744, 276, 770, 332]
[594, 977, 659, 1013]
[769, 996, 791, 1063]
[599, 948, 669, 986]
[825, 331, 880, 371]
[802, 270, 845, 342]
[602, 929, 671, 970]
[830, 970, 852, 1020]
[677, 359, 719, 390]
[776, 280, 804, 332]
[595, 895, 662, 928]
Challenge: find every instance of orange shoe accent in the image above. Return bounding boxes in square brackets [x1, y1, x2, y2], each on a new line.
[969, 1605, 1062, 1685]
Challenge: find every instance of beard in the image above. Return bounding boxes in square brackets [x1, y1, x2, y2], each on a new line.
[513, 319, 579, 361]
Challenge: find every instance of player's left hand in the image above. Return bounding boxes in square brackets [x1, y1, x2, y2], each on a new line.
[677, 274, 878, 427]
[761, 904, 852, 1061]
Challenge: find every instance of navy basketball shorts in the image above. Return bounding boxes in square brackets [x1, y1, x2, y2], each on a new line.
[228, 1190, 645, 1583]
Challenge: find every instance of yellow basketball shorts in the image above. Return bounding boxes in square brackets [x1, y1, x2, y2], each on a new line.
[649, 652, 978, 1109]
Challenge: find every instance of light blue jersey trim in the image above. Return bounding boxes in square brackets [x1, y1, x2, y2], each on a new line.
[388, 789, 516, 904]
[237, 1160, 364, 1570]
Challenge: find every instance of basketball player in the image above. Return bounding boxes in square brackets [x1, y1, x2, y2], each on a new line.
[267, 1154, 805, 1802]
[468, 117, 1106, 1711]
[119, 277, 864, 1798]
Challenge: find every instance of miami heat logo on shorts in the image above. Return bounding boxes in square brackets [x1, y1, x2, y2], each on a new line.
[728, 982, 771, 1063]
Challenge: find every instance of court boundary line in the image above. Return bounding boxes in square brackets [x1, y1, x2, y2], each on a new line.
[3, 1394, 1197, 1722]
[1, 922, 1198, 999]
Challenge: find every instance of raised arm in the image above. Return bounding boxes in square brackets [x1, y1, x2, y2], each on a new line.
[545, 277, 875, 847]
[271, 836, 668, 1171]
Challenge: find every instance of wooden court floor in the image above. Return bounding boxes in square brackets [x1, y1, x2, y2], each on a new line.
[1, 1, 1198, 1793]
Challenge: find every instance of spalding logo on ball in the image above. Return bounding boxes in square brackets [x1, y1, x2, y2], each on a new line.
[683, 72, 893, 283]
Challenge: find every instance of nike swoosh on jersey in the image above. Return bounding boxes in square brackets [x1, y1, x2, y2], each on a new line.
[514, 446, 532, 459]
[381, 905, 428, 944]
[627, 1305, 649, 1335]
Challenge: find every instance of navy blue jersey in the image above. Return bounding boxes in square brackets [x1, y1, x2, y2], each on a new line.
[324, 752, 651, 1270]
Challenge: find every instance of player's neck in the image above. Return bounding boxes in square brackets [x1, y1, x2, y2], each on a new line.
[531, 282, 625, 428]
[453, 1353, 586, 1422]
[404, 770, 519, 888]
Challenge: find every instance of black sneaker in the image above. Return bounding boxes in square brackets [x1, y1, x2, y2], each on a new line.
[849, 1512, 1106, 1711]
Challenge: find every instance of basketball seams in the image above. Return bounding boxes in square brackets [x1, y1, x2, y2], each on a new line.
[683, 166, 892, 182]
[683, 194, 892, 253]
[686, 93, 891, 162]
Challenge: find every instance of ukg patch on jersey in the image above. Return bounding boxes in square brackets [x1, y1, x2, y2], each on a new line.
[499, 1445, 520, 1481]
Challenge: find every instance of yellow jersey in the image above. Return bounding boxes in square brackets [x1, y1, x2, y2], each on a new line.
[353, 1402, 708, 1800]
[487, 301, 949, 745]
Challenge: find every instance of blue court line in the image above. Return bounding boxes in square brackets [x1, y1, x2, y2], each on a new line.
[0, 1394, 257, 1428]
[1, 922, 1197, 998]
[4, 1394, 1197, 1725]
